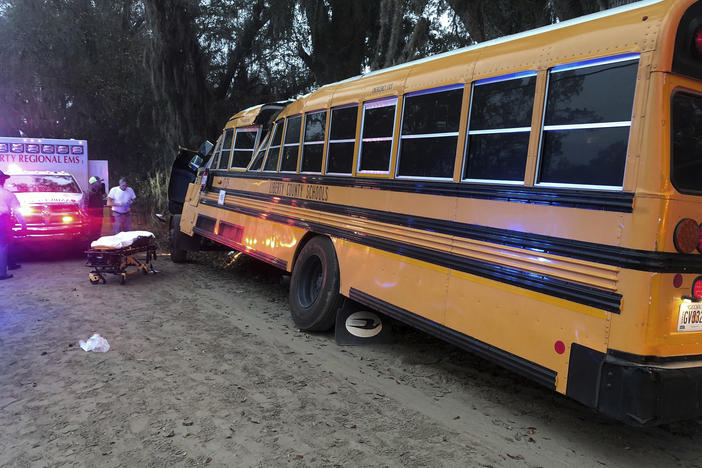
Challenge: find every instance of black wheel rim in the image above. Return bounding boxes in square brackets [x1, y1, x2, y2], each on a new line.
[297, 255, 323, 308]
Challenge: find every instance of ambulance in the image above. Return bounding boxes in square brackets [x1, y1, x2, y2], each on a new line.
[0, 137, 109, 244]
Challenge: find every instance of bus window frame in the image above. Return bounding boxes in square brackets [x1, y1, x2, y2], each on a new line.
[280, 115, 303, 174]
[534, 53, 639, 191]
[230, 125, 261, 170]
[207, 135, 224, 169]
[262, 120, 285, 172]
[300, 109, 328, 175]
[357, 96, 399, 176]
[325, 103, 359, 176]
[247, 131, 272, 172]
[462, 71, 537, 186]
[396, 83, 464, 181]
[217, 128, 235, 170]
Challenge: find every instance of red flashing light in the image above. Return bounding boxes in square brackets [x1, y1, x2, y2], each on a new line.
[693, 277, 702, 299]
[695, 26, 702, 56]
[200, 168, 209, 192]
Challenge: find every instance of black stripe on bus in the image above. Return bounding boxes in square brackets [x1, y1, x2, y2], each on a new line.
[349, 288, 557, 389]
[200, 198, 623, 313]
[206, 187, 702, 274]
[192, 225, 288, 270]
[211, 170, 635, 213]
[607, 348, 702, 365]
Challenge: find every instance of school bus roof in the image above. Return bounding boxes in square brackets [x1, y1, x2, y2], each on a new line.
[225, 0, 692, 124]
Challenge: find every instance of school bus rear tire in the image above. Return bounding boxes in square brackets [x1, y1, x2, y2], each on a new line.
[289, 236, 344, 332]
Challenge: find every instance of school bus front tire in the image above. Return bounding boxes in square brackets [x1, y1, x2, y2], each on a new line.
[169, 214, 188, 263]
[289, 236, 344, 332]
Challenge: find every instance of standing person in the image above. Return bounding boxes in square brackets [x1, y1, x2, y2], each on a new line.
[86, 176, 106, 239]
[107, 177, 136, 234]
[0, 170, 26, 280]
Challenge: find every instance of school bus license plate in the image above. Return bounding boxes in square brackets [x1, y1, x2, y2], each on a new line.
[677, 302, 702, 332]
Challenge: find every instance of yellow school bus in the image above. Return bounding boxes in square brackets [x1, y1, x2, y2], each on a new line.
[169, 0, 702, 425]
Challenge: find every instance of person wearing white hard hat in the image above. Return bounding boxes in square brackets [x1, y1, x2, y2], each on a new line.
[0, 170, 26, 280]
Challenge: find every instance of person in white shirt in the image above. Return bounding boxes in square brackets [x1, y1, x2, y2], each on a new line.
[107, 176, 136, 234]
[0, 170, 26, 280]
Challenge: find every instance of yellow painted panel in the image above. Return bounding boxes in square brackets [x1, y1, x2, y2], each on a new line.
[335, 239, 448, 324]
[445, 270, 609, 393]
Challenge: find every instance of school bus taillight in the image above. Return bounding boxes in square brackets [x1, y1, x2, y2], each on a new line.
[673, 218, 700, 254]
[694, 26, 702, 57]
[693, 277, 702, 300]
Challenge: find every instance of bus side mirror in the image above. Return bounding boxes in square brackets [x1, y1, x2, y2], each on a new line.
[198, 140, 214, 157]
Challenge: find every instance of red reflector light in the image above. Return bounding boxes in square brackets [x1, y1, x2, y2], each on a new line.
[554, 341, 565, 355]
[62, 216, 74, 223]
[674, 218, 700, 254]
[695, 26, 702, 56]
[674, 273, 684, 288]
[693, 277, 702, 299]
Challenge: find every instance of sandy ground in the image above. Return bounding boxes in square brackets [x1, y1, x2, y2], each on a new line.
[2, 243, 702, 467]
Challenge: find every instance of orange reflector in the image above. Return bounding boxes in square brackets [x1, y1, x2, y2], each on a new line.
[674, 218, 700, 254]
[62, 216, 74, 223]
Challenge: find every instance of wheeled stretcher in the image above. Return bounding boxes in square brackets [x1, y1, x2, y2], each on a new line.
[85, 231, 158, 284]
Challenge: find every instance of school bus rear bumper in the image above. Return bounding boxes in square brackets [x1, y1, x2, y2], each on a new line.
[568, 344, 702, 426]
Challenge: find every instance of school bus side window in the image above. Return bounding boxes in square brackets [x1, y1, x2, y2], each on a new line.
[398, 85, 463, 179]
[463, 73, 536, 183]
[248, 132, 270, 171]
[280, 116, 302, 172]
[326, 105, 358, 175]
[301, 110, 327, 173]
[231, 127, 259, 169]
[263, 120, 284, 172]
[538, 55, 639, 188]
[358, 97, 397, 173]
[207, 136, 223, 169]
[218, 128, 234, 170]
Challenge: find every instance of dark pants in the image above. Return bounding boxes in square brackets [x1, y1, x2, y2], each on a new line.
[112, 212, 132, 234]
[87, 207, 103, 240]
[0, 213, 10, 277]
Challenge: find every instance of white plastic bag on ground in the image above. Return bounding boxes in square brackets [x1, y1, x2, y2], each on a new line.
[79, 333, 110, 352]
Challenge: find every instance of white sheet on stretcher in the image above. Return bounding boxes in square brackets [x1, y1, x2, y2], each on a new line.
[90, 231, 155, 250]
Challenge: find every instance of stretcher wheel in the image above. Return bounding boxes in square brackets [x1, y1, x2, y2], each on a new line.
[89, 272, 101, 285]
